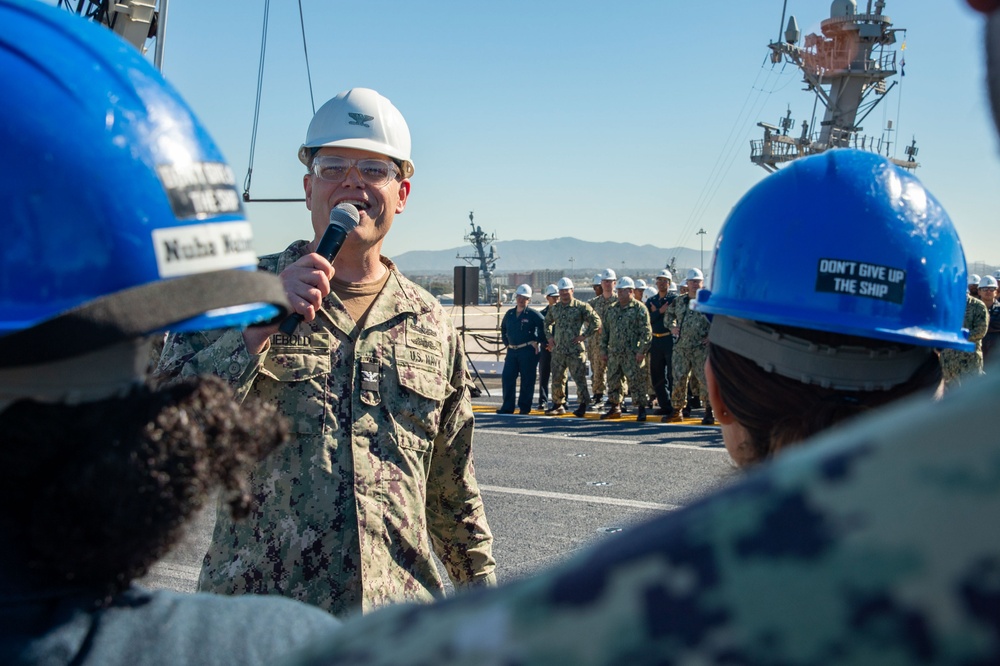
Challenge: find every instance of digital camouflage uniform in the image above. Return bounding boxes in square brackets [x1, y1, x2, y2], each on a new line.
[668, 293, 710, 410]
[158, 243, 496, 616]
[600, 299, 652, 408]
[288, 372, 1000, 665]
[587, 295, 615, 397]
[544, 298, 600, 408]
[940, 293, 989, 388]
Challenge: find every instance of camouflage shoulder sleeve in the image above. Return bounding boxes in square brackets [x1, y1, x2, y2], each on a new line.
[638, 304, 652, 352]
[968, 297, 989, 342]
[156, 327, 265, 403]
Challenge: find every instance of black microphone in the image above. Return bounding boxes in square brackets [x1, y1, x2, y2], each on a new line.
[277, 203, 360, 335]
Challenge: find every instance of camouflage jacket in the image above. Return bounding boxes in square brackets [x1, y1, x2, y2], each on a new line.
[965, 293, 989, 350]
[668, 293, 709, 352]
[158, 243, 496, 616]
[544, 298, 600, 355]
[587, 295, 615, 340]
[600, 299, 652, 356]
[288, 370, 1000, 665]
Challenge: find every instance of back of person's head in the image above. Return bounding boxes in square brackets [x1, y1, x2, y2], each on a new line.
[694, 149, 968, 464]
[0, 0, 290, 598]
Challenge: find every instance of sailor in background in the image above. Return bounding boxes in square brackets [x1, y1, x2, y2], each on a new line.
[599, 277, 652, 421]
[587, 268, 617, 407]
[940, 288, 988, 389]
[665, 268, 713, 424]
[536, 284, 559, 409]
[0, 2, 340, 662]
[497, 284, 545, 414]
[646, 268, 677, 415]
[544, 277, 600, 417]
[979, 275, 1000, 363]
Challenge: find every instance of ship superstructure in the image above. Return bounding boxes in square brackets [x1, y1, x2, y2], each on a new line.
[751, 0, 918, 172]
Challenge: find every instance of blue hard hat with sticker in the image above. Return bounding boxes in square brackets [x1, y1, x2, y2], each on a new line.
[0, 0, 283, 340]
[694, 149, 972, 352]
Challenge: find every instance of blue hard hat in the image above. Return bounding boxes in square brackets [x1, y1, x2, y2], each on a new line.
[694, 150, 972, 352]
[0, 0, 287, 359]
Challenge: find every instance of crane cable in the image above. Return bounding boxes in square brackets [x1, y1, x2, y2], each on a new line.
[242, 0, 316, 203]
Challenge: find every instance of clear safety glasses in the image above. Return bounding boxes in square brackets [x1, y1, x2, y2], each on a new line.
[310, 155, 400, 187]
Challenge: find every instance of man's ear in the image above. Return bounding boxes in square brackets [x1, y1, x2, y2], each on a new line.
[396, 179, 411, 214]
[303, 174, 314, 211]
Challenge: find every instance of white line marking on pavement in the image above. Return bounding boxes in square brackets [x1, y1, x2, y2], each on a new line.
[480, 484, 679, 511]
[477, 428, 725, 452]
[477, 429, 638, 446]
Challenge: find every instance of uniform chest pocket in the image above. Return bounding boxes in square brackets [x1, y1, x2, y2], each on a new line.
[257, 334, 335, 435]
[392, 344, 454, 447]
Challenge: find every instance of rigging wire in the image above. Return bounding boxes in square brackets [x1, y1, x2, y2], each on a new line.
[671, 56, 786, 254]
[242, 0, 271, 201]
[298, 0, 316, 116]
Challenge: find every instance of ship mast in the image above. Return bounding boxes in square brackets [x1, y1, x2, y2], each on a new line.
[751, 0, 918, 172]
[457, 211, 500, 304]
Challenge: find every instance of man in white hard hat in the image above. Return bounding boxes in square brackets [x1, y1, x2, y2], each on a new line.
[537, 284, 560, 409]
[665, 268, 713, 424]
[497, 284, 545, 414]
[979, 275, 1000, 363]
[545, 277, 601, 416]
[633, 279, 648, 303]
[940, 285, 989, 389]
[160, 87, 496, 616]
[646, 268, 677, 415]
[599, 277, 653, 421]
[587, 268, 618, 407]
[970, 274, 982, 299]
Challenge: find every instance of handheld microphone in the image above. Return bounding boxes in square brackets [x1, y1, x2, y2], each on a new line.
[277, 203, 360, 335]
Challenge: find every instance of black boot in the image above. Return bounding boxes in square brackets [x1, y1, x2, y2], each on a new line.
[636, 406, 647, 422]
[573, 402, 588, 418]
[701, 403, 715, 425]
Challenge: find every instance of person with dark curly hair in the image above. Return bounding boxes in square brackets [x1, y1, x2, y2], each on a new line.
[0, 2, 339, 664]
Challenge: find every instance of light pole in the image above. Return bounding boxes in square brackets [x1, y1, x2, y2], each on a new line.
[696, 228, 707, 273]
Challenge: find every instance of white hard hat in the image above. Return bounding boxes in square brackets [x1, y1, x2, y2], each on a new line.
[656, 269, 673, 281]
[544, 284, 558, 297]
[668, 283, 678, 293]
[515, 284, 532, 297]
[557, 277, 574, 290]
[592, 274, 602, 286]
[994, 270, 1000, 280]
[980, 275, 998, 289]
[686, 268, 704, 281]
[298, 88, 414, 178]
[643, 286, 657, 300]
[634, 279, 647, 289]
[969, 274, 982, 286]
[616, 276, 635, 290]
[600, 268, 617, 282]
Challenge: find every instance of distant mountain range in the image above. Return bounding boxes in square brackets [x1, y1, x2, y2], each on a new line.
[392, 237, 707, 274]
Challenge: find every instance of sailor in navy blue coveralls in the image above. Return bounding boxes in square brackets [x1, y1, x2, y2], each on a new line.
[498, 285, 546, 414]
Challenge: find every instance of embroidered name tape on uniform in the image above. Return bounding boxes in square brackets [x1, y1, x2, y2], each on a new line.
[815, 258, 906, 304]
[152, 221, 258, 278]
[157, 161, 243, 220]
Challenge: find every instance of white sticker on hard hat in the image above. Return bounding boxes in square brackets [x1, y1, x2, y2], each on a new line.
[152, 221, 257, 278]
[156, 162, 243, 220]
[815, 258, 906, 304]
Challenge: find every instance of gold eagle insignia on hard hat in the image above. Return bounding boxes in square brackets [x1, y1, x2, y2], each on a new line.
[348, 113, 374, 128]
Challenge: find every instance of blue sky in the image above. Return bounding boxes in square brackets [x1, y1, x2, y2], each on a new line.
[87, 1, 1000, 269]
